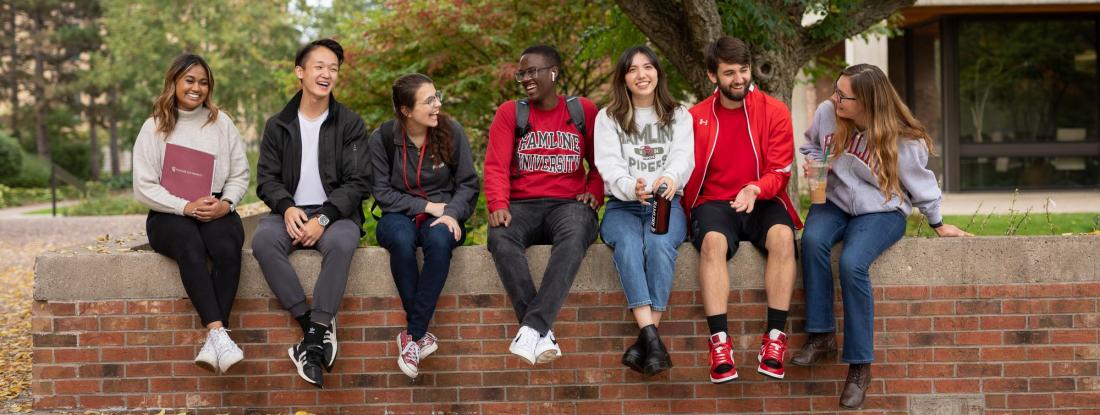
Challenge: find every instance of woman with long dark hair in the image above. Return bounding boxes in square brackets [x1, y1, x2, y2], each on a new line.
[796, 64, 970, 408]
[369, 73, 479, 378]
[132, 54, 249, 374]
[594, 45, 694, 376]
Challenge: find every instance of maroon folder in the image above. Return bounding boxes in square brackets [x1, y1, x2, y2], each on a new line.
[160, 143, 215, 201]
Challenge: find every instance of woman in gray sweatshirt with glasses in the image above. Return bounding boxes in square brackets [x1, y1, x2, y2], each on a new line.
[794, 64, 970, 410]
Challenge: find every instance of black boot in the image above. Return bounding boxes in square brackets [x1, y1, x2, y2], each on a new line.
[621, 329, 646, 373]
[640, 324, 671, 376]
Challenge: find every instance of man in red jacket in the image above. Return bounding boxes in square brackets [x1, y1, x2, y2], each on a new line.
[682, 36, 803, 383]
[484, 45, 604, 366]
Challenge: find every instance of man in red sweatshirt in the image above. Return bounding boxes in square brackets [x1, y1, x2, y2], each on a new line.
[682, 36, 803, 383]
[484, 45, 604, 366]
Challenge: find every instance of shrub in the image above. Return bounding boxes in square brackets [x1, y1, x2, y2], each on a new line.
[0, 132, 23, 178]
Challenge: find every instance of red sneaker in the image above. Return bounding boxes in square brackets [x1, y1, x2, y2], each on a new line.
[708, 332, 738, 383]
[757, 329, 788, 379]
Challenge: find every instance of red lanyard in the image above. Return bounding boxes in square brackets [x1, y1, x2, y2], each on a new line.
[400, 130, 430, 199]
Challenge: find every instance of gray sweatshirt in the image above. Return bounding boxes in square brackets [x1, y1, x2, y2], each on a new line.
[132, 107, 250, 215]
[799, 100, 943, 225]
[594, 105, 694, 201]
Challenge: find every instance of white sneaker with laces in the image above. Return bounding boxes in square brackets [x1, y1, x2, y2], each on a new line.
[534, 329, 562, 364]
[194, 330, 218, 372]
[211, 327, 244, 374]
[508, 326, 540, 365]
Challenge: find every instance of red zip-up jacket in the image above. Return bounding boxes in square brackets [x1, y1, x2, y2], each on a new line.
[484, 96, 604, 212]
[682, 86, 803, 229]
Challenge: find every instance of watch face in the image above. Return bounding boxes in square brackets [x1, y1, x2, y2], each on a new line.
[318, 214, 330, 226]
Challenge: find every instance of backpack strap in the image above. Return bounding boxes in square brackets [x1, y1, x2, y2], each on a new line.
[564, 96, 587, 139]
[370, 120, 399, 220]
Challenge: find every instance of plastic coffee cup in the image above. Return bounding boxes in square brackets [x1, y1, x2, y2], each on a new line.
[807, 160, 828, 204]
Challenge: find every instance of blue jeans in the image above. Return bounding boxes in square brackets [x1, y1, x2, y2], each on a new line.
[800, 201, 906, 364]
[376, 213, 465, 339]
[600, 196, 687, 312]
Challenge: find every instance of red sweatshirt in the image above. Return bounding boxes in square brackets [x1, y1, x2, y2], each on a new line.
[484, 96, 605, 212]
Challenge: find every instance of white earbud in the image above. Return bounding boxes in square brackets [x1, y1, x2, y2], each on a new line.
[551, 72, 556, 82]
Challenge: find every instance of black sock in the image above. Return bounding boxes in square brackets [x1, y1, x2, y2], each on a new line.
[706, 314, 728, 336]
[305, 322, 327, 345]
[766, 307, 788, 334]
[295, 312, 312, 335]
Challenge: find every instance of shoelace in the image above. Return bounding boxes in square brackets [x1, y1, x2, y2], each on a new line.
[303, 344, 324, 366]
[711, 341, 733, 365]
[762, 338, 784, 362]
[400, 338, 419, 364]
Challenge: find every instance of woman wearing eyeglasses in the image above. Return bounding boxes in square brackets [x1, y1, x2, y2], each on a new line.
[369, 73, 480, 379]
[796, 64, 970, 409]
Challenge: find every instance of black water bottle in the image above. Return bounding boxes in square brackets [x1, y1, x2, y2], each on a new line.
[650, 183, 671, 235]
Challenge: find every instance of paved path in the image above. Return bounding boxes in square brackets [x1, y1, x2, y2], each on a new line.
[0, 214, 146, 270]
[940, 190, 1100, 216]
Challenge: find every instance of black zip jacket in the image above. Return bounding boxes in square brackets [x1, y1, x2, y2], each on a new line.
[256, 91, 369, 231]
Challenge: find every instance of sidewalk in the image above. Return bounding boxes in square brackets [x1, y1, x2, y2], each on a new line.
[0, 200, 80, 219]
[940, 190, 1100, 215]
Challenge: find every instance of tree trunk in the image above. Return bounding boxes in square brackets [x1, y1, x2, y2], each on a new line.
[87, 94, 99, 180]
[6, 2, 16, 136]
[614, 0, 723, 100]
[108, 86, 120, 176]
[32, 8, 48, 158]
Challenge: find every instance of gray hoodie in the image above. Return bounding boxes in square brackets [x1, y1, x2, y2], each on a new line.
[799, 100, 943, 225]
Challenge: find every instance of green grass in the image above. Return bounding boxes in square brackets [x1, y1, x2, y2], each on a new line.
[28, 195, 146, 216]
[907, 212, 1100, 237]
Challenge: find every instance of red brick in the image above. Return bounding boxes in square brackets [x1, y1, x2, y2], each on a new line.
[31, 316, 53, 332]
[78, 332, 125, 346]
[78, 301, 125, 315]
[100, 316, 144, 331]
[78, 363, 122, 378]
[935, 316, 979, 331]
[33, 365, 75, 379]
[1028, 284, 1076, 298]
[956, 363, 1002, 377]
[507, 386, 553, 401]
[909, 301, 954, 315]
[53, 348, 98, 363]
[982, 315, 1027, 330]
[876, 301, 907, 316]
[127, 300, 176, 314]
[100, 347, 148, 362]
[33, 395, 77, 410]
[984, 378, 1029, 392]
[147, 314, 196, 330]
[907, 363, 955, 377]
[981, 347, 1027, 361]
[1030, 345, 1077, 360]
[980, 285, 1028, 299]
[48, 303, 76, 316]
[957, 300, 1001, 314]
[957, 331, 1003, 345]
[884, 286, 929, 300]
[1049, 299, 1096, 313]
[935, 378, 982, 393]
[1002, 299, 1046, 314]
[884, 317, 931, 332]
[54, 379, 99, 394]
[269, 390, 318, 405]
[575, 401, 623, 414]
[1005, 362, 1050, 377]
[1006, 393, 1053, 408]
[102, 378, 147, 393]
[55, 316, 98, 331]
[32, 333, 77, 347]
[1030, 377, 1076, 392]
[150, 377, 197, 392]
[934, 347, 979, 362]
[716, 398, 764, 413]
[1031, 314, 1075, 329]
[1053, 391, 1100, 407]
[1053, 361, 1098, 377]
[458, 324, 505, 339]
[79, 395, 125, 409]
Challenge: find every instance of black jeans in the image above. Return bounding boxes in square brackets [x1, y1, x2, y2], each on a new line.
[487, 198, 598, 334]
[146, 210, 244, 327]
[376, 213, 465, 340]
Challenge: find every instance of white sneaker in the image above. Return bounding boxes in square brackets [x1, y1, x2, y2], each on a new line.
[211, 327, 244, 374]
[534, 330, 562, 364]
[508, 326, 540, 365]
[194, 331, 218, 372]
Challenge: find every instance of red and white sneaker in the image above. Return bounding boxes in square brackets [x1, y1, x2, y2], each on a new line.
[708, 332, 738, 383]
[417, 331, 438, 359]
[757, 329, 788, 379]
[396, 330, 420, 378]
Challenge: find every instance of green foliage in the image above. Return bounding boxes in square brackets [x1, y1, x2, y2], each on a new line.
[49, 139, 90, 180]
[94, 0, 303, 145]
[53, 194, 147, 216]
[337, 0, 638, 167]
[0, 132, 23, 178]
[2, 153, 50, 188]
[904, 212, 1100, 237]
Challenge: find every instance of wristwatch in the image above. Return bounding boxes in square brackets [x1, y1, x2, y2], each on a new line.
[316, 214, 330, 227]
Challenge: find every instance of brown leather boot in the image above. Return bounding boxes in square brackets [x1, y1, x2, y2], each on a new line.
[791, 332, 837, 366]
[839, 363, 872, 409]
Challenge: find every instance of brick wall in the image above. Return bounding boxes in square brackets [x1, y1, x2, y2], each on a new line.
[32, 281, 1100, 414]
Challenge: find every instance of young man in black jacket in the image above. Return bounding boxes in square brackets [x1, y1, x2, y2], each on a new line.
[252, 38, 369, 389]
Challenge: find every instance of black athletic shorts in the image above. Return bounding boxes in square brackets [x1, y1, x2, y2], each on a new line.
[690, 199, 795, 260]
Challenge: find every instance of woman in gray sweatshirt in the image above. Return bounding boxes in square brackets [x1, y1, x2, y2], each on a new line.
[794, 64, 970, 409]
[594, 46, 694, 376]
[132, 54, 249, 374]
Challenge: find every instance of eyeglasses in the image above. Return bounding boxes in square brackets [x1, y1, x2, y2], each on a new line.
[422, 90, 443, 106]
[513, 66, 554, 82]
[833, 82, 857, 102]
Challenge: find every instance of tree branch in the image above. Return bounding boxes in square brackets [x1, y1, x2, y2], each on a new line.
[797, 0, 915, 62]
[614, 0, 723, 97]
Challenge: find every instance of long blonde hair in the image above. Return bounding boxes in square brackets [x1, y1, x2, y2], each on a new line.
[152, 54, 220, 137]
[831, 64, 934, 201]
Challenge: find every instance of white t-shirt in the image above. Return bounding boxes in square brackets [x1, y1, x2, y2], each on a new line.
[294, 110, 329, 206]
